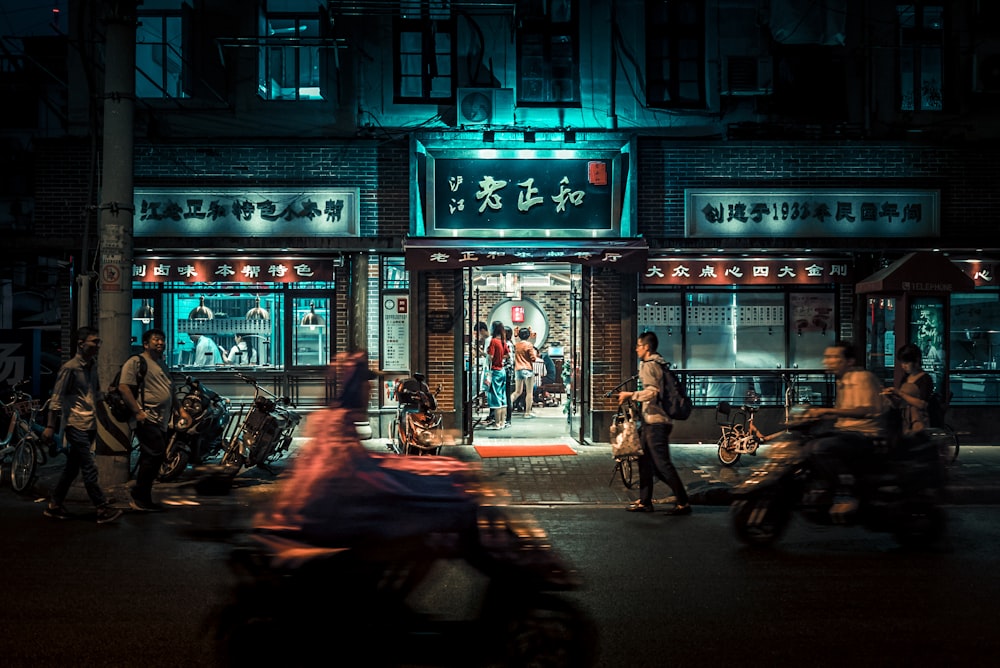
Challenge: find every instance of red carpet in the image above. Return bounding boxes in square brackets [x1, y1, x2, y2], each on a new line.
[474, 444, 577, 458]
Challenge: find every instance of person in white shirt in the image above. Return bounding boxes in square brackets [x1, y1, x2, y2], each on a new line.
[225, 333, 256, 365]
[189, 332, 225, 366]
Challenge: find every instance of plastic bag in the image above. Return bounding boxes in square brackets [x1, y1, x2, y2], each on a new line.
[609, 401, 642, 457]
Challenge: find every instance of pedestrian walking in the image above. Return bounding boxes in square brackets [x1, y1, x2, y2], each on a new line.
[510, 327, 540, 418]
[617, 331, 691, 516]
[118, 328, 175, 511]
[42, 326, 122, 524]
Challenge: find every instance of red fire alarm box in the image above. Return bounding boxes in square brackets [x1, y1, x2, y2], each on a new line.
[511, 305, 525, 323]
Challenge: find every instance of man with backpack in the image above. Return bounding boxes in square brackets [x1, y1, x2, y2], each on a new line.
[117, 328, 175, 511]
[616, 331, 691, 516]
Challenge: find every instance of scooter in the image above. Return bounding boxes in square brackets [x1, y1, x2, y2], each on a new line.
[388, 372, 445, 455]
[158, 376, 230, 481]
[220, 371, 301, 473]
[211, 408, 596, 667]
[730, 406, 947, 549]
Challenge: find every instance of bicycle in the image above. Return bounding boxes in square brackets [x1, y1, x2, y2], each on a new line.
[715, 400, 771, 466]
[1, 378, 50, 494]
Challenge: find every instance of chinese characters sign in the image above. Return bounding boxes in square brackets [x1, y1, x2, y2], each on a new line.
[132, 258, 334, 283]
[404, 238, 648, 272]
[134, 189, 359, 238]
[642, 258, 853, 286]
[685, 189, 939, 238]
[431, 158, 617, 235]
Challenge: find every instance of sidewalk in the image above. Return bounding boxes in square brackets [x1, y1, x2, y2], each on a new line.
[384, 439, 1000, 507]
[34, 437, 1000, 509]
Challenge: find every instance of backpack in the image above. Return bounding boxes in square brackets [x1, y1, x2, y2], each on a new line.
[657, 361, 692, 421]
[927, 391, 947, 428]
[105, 354, 148, 422]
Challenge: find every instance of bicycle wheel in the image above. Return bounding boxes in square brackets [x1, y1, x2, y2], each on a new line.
[11, 439, 38, 493]
[717, 435, 741, 466]
[617, 456, 637, 489]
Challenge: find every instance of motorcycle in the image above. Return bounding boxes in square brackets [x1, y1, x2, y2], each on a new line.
[220, 371, 302, 473]
[388, 372, 445, 455]
[158, 376, 230, 481]
[211, 407, 595, 667]
[730, 406, 948, 549]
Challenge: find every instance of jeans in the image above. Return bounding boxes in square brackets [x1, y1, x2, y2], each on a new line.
[133, 421, 167, 502]
[807, 431, 872, 495]
[52, 426, 107, 507]
[637, 422, 689, 506]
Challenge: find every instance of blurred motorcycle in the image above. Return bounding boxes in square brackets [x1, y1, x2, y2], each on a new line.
[158, 376, 229, 481]
[220, 371, 301, 473]
[212, 406, 595, 667]
[730, 406, 947, 549]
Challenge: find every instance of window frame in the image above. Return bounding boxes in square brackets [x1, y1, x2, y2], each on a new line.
[258, 4, 325, 101]
[393, 11, 456, 104]
[516, 0, 581, 107]
[897, 3, 945, 112]
[644, 0, 707, 110]
[136, 8, 188, 99]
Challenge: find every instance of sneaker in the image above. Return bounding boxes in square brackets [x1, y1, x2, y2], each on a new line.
[96, 505, 123, 524]
[44, 504, 72, 520]
[524, 413, 536, 419]
[486, 423, 503, 431]
[501, 422, 511, 429]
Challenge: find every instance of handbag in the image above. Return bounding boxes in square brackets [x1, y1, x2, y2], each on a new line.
[609, 400, 642, 457]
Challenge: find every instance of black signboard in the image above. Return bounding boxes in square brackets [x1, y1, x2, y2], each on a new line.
[427, 310, 455, 333]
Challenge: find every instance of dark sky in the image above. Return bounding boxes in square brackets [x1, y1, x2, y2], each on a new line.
[0, 0, 68, 38]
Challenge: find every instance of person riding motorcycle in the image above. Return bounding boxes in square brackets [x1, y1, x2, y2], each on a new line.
[805, 340, 892, 522]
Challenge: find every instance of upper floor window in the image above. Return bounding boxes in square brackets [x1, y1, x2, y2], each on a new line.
[516, 0, 580, 106]
[259, 0, 324, 101]
[394, 2, 455, 103]
[645, 0, 706, 109]
[898, 3, 944, 111]
[137, 4, 187, 99]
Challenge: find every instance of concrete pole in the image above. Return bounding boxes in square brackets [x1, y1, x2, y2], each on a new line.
[95, 1, 138, 485]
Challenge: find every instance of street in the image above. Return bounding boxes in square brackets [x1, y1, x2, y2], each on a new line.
[2, 481, 1000, 667]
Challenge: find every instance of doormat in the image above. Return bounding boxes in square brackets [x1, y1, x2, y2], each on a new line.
[474, 444, 577, 458]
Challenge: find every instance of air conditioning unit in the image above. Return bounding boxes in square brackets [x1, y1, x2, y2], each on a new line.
[456, 88, 515, 126]
[722, 55, 773, 96]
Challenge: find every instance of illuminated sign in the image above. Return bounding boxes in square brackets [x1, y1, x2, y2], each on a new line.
[685, 189, 939, 238]
[134, 188, 359, 237]
[132, 257, 335, 283]
[642, 258, 853, 286]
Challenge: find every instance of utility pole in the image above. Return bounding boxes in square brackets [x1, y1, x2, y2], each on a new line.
[95, 0, 138, 485]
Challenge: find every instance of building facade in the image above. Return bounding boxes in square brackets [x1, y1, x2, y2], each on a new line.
[4, 0, 1000, 443]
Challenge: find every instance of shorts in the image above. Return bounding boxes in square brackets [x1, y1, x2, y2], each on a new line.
[516, 369, 535, 380]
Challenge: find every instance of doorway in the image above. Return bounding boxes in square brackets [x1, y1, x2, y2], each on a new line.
[463, 263, 585, 443]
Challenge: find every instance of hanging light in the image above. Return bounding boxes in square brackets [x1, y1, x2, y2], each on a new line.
[300, 302, 325, 327]
[188, 296, 214, 320]
[246, 296, 269, 319]
[133, 299, 154, 322]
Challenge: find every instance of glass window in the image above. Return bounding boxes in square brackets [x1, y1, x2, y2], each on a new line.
[292, 297, 330, 367]
[645, 0, 706, 109]
[394, 3, 455, 104]
[950, 291, 1000, 404]
[258, 1, 324, 100]
[790, 293, 836, 371]
[638, 292, 683, 367]
[516, 0, 580, 106]
[136, 6, 187, 99]
[898, 3, 944, 111]
[865, 297, 897, 386]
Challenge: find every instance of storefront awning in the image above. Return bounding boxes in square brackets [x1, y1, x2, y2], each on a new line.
[403, 237, 648, 272]
[856, 252, 976, 294]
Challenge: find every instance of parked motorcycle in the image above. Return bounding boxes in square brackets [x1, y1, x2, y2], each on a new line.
[388, 372, 444, 455]
[730, 406, 947, 549]
[158, 376, 230, 481]
[212, 408, 595, 667]
[220, 371, 301, 473]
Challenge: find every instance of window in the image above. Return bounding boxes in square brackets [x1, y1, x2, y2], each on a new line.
[516, 0, 580, 106]
[898, 3, 944, 111]
[394, 2, 455, 103]
[645, 0, 706, 109]
[259, 1, 324, 101]
[136, 5, 187, 99]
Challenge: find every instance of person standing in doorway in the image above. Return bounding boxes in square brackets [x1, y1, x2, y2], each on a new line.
[42, 326, 122, 524]
[119, 328, 175, 512]
[617, 331, 691, 516]
[485, 321, 509, 430]
[510, 327, 540, 419]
